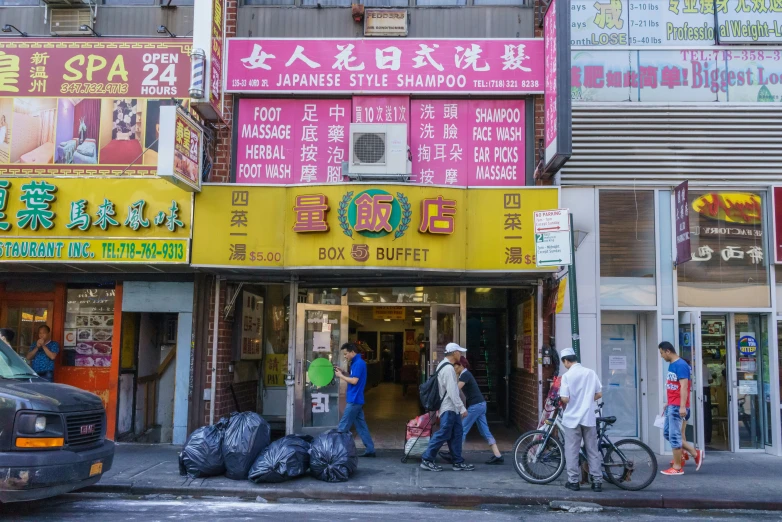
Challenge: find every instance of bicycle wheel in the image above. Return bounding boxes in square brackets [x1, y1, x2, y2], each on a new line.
[603, 439, 658, 491]
[512, 430, 566, 485]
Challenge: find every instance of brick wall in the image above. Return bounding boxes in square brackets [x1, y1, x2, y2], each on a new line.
[210, 0, 237, 184]
[232, 380, 258, 413]
[510, 370, 539, 433]
[203, 278, 236, 425]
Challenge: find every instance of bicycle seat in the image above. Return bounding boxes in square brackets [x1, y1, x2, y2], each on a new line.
[597, 416, 617, 425]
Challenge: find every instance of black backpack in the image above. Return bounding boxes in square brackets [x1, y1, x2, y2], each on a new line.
[419, 361, 453, 412]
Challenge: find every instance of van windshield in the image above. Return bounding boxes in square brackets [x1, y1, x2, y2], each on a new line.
[0, 339, 39, 379]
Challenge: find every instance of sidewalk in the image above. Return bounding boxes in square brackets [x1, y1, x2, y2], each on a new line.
[88, 443, 782, 510]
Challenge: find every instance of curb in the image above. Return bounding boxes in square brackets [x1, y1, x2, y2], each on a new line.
[84, 482, 782, 511]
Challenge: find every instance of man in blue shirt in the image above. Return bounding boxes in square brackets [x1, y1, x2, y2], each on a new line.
[26, 324, 59, 382]
[335, 342, 375, 457]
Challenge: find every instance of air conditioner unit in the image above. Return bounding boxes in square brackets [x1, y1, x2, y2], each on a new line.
[348, 123, 411, 181]
[50, 9, 93, 36]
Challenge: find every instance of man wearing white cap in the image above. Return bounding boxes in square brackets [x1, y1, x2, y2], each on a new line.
[420, 342, 475, 472]
[558, 347, 603, 492]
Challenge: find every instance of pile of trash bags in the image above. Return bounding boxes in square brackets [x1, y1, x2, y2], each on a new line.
[180, 414, 358, 484]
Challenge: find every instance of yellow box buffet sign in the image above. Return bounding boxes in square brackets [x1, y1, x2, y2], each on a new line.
[192, 184, 558, 271]
[0, 178, 191, 263]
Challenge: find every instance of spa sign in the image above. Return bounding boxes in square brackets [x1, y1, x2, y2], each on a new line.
[0, 178, 191, 263]
[191, 184, 560, 271]
[0, 38, 191, 177]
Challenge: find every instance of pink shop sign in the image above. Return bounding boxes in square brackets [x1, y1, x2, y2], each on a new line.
[226, 38, 544, 95]
[235, 98, 350, 185]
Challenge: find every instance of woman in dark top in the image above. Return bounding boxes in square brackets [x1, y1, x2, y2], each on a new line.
[441, 356, 504, 465]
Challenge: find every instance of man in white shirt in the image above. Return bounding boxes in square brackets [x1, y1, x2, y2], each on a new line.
[558, 347, 603, 492]
[420, 343, 474, 472]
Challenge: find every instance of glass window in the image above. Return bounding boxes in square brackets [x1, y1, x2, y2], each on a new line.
[416, 0, 466, 5]
[600, 323, 638, 437]
[262, 285, 290, 417]
[347, 286, 458, 304]
[678, 191, 770, 308]
[244, 0, 294, 4]
[599, 190, 657, 306]
[733, 313, 768, 449]
[63, 288, 116, 367]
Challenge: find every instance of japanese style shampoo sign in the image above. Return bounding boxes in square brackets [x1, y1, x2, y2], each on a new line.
[0, 39, 192, 177]
[226, 38, 544, 94]
[0, 178, 191, 263]
[191, 184, 559, 271]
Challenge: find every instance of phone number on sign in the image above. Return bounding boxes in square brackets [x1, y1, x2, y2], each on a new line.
[102, 241, 186, 261]
[60, 83, 130, 95]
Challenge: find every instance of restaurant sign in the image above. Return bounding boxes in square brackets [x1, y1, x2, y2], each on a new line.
[0, 178, 190, 263]
[225, 38, 544, 94]
[191, 185, 559, 271]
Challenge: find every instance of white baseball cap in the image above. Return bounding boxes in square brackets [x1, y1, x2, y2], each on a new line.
[559, 347, 576, 358]
[445, 342, 467, 354]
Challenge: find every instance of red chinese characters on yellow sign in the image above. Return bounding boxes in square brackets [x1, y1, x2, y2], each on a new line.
[355, 193, 393, 233]
[419, 196, 456, 235]
[292, 194, 329, 232]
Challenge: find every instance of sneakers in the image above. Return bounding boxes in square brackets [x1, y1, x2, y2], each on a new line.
[694, 449, 704, 471]
[452, 462, 476, 471]
[591, 482, 602, 492]
[661, 467, 684, 476]
[565, 482, 580, 491]
[438, 451, 453, 463]
[669, 452, 690, 466]
[359, 452, 376, 458]
[486, 455, 505, 465]
[420, 459, 443, 472]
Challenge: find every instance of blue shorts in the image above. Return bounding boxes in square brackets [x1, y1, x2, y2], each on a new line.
[663, 405, 690, 449]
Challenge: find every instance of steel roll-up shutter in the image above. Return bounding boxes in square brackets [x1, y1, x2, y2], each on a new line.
[560, 104, 782, 186]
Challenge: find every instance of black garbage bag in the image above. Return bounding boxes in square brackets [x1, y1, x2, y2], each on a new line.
[248, 435, 313, 483]
[222, 412, 271, 480]
[309, 429, 358, 483]
[179, 416, 231, 478]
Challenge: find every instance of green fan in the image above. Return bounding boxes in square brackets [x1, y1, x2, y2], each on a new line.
[308, 357, 335, 388]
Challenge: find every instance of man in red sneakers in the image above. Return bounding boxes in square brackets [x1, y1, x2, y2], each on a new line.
[659, 341, 704, 475]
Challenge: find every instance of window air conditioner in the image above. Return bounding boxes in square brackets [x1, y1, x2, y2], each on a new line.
[348, 123, 411, 181]
[50, 9, 93, 36]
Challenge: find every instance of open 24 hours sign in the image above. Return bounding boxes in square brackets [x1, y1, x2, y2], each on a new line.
[0, 178, 191, 263]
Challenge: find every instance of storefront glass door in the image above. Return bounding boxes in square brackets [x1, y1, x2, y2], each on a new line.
[294, 303, 347, 435]
[428, 304, 459, 376]
[732, 313, 769, 450]
[700, 314, 728, 451]
[1, 301, 53, 356]
[678, 311, 705, 450]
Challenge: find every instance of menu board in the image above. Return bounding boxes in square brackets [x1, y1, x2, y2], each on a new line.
[64, 288, 116, 367]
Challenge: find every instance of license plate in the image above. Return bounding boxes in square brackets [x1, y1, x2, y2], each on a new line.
[89, 462, 103, 477]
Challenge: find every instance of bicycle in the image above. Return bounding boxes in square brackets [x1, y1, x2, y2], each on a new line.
[512, 401, 658, 491]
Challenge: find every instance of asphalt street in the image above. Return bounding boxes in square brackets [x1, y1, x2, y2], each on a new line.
[2, 494, 782, 521]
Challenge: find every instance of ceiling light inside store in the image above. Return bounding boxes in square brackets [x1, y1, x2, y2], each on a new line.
[384, 318, 391, 322]
[415, 287, 424, 291]
[414, 309, 422, 313]
[475, 288, 492, 293]
[414, 318, 421, 322]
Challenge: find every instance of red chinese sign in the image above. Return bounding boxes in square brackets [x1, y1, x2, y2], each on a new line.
[174, 110, 202, 188]
[226, 38, 544, 94]
[210, 0, 225, 119]
[0, 39, 191, 98]
[235, 99, 350, 184]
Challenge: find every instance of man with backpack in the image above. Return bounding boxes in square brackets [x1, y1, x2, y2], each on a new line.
[420, 343, 474, 472]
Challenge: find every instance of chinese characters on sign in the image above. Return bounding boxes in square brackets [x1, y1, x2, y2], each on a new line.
[411, 99, 526, 187]
[688, 192, 765, 265]
[227, 38, 544, 94]
[675, 180, 691, 264]
[159, 107, 203, 191]
[240, 291, 263, 360]
[572, 49, 782, 103]
[0, 39, 191, 177]
[236, 99, 350, 184]
[503, 193, 527, 265]
[210, 0, 225, 118]
[571, 0, 782, 46]
[544, 0, 559, 165]
[0, 178, 189, 263]
[352, 96, 409, 124]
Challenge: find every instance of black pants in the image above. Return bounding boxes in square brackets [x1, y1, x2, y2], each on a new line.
[703, 386, 712, 444]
